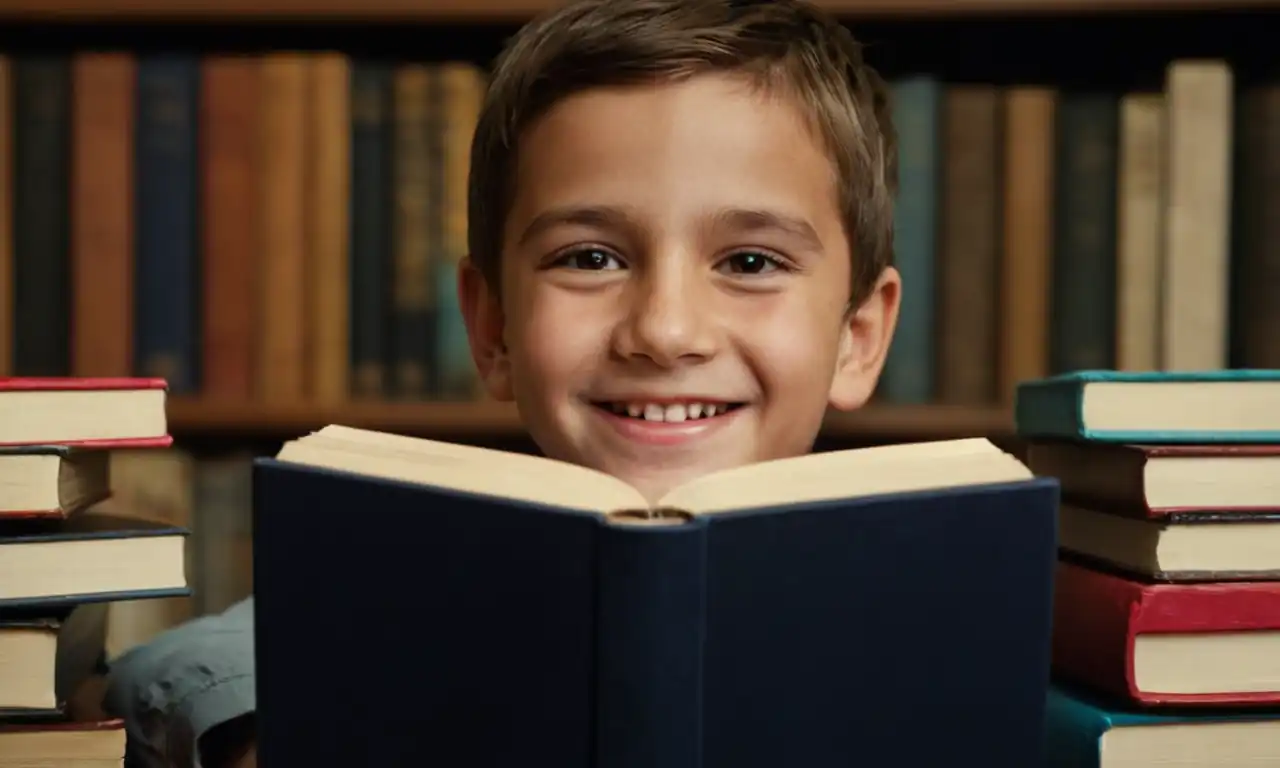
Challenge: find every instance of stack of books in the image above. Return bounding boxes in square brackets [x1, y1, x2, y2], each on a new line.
[0, 377, 189, 766]
[1016, 370, 1280, 767]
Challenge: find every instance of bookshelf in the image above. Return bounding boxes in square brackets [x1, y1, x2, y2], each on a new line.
[165, 399, 1015, 440]
[0, 0, 1270, 446]
[0, 0, 1272, 21]
[0, 0, 1264, 693]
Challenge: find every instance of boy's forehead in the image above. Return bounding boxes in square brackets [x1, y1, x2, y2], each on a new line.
[503, 73, 843, 249]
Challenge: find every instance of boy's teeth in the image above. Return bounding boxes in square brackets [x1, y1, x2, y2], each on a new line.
[614, 402, 728, 421]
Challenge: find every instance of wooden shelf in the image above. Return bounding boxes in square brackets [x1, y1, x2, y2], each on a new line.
[0, 0, 1269, 22]
[165, 397, 1013, 440]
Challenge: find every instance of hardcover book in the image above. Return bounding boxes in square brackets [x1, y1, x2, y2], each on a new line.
[254, 426, 1060, 767]
[1045, 681, 1280, 767]
[0, 717, 125, 764]
[0, 511, 188, 609]
[1052, 559, 1280, 706]
[1015, 369, 1280, 442]
[1027, 441, 1280, 518]
[0, 377, 170, 447]
[0, 445, 110, 518]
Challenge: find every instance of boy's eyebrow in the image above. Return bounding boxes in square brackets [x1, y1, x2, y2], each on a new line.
[711, 207, 824, 252]
[515, 205, 824, 252]
[516, 205, 632, 246]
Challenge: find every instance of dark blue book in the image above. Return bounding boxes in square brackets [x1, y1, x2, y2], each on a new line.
[348, 60, 393, 399]
[134, 55, 200, 394]
[0, 512, 188, 609]
[1045, 681, 1280, 767]
[254, 430, 1058, 767]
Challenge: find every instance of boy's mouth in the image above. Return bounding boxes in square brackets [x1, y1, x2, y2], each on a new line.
[589, 400, 745, 423]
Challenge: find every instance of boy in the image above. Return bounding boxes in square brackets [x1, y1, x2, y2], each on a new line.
[102, 0, 901, 764]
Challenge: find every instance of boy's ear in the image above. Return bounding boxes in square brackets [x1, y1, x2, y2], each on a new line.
[457, 257, 514, 401]
[828, 266, 902, 411]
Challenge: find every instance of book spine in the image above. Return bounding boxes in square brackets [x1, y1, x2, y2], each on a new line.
[0, 56, 10, 377]
[594, 515, 707, 768]
[1042, 686, 1107, 768]
[1053, 560, 1280, 706]
[71, 51, 135, 379]
[256, 53, 309, 402]
[1024, 442, 1151, 515]
[307, 52, 351, 404]
[1013, 378, 1087, 439]
[1115, 93, 1165, 372]
[1231, 82, 1280, 368]
[434, 63, 484, 400]
[135, 55, 199, 393]
[1051, 92, 1119, 373]
[13, 56, 71, 377]
[1161, 60, 1232, 371]
[200, 55, 260, 400]
[880, 76, 939, 405]
[1000, 87, 1055, 401]
[937, 84, 1002, 404]
[391, 64, 434, 398]
[348, 61, 392, 399]
[1051, 560, 1144, 705]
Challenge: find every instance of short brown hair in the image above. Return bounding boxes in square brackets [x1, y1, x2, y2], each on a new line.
[468, 0, 897, 306]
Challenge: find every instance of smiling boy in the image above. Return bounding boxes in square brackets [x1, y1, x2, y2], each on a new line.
[460, 0, 901, 502]
[102, 1, 901, 764]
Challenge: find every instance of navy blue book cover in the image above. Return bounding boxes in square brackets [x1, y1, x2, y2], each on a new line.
[254, 459, 1058, 768]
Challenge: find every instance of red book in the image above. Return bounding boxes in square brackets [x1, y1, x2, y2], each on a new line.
[1053, 559, 1280, 706]
[1028, 441, 1280, 520]
[0, 377, 171, 448]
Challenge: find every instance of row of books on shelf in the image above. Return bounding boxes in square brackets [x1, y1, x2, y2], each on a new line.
[0, 51, 486, 404]
[2, 50, 1279, 412]
[0, 376, 254, 765]
[881, 58, 1279, 408]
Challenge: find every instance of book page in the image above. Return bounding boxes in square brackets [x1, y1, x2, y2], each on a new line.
[275, 425, 647, 512]
[659, 438, 1032, 514]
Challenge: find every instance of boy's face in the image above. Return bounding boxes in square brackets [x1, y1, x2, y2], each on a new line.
[461, 73, 900, 503]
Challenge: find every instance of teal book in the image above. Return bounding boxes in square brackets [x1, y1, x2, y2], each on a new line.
[1015, 369, 1280, 442]
[880, 75, 940, 404]
[1045, 682, 1280, 767]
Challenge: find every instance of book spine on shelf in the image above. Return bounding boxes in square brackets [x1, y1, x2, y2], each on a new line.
[135, 55, 200, 394]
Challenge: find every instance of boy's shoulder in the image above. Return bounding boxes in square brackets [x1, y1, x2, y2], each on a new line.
[105, 597, 256, 761]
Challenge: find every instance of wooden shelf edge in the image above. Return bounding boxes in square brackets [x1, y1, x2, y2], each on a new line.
[165, 397, 1013, 440]
[0, 0, 1269, 22]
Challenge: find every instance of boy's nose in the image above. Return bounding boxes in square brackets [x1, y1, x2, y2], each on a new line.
[611, 269, 717, 368]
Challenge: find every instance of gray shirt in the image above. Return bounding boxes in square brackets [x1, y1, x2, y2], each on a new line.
[104, 597, 256, 767]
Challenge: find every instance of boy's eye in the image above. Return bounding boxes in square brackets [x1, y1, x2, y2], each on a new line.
[555, 248, 624, 271]
[718, 251, 782, 275]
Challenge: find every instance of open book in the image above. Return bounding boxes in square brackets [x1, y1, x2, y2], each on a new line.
[257, 425, 1058, 767]
[275, 425, 1033, 519]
